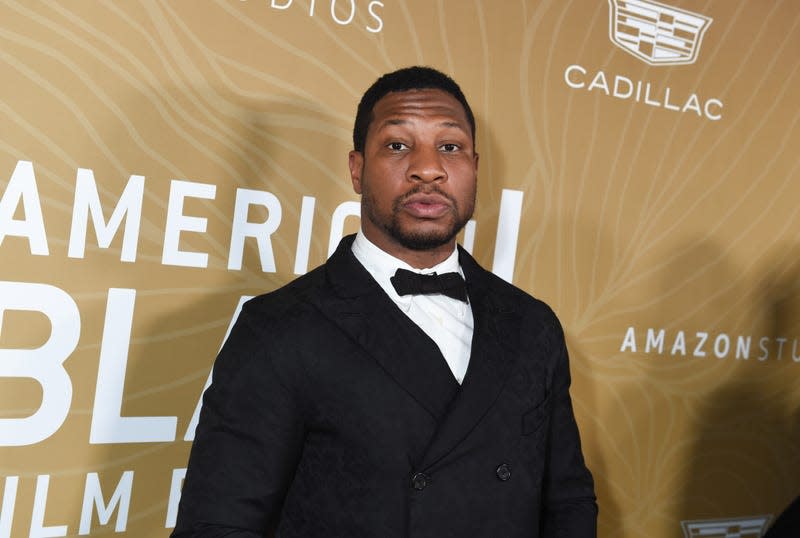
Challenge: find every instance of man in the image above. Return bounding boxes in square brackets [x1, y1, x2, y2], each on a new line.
[173, 66, 597, 537]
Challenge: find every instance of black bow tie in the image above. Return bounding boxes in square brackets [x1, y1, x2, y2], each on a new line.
[390, 268, 468, 302]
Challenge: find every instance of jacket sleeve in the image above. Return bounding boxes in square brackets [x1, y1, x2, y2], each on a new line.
[540, 321, 598, 538]
[171, 303, 306, 537]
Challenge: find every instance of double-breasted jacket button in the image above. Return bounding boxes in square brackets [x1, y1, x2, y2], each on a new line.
[411, 472, 430, 491]
[496, 463, 512, 481]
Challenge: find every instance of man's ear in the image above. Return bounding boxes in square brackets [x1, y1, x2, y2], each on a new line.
[349, 151, 364, 194]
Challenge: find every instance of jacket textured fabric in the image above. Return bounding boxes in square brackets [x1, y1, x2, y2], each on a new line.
[172, 234, 597, 537]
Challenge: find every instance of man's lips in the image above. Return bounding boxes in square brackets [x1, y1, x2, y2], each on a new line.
[400, 193, 452, 218]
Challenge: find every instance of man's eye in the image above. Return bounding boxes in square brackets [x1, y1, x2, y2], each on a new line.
[388, 142, 407, 151]
[440, 143, 459, 152]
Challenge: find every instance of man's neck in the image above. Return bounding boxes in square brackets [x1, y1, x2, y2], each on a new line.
[360, 229, 456, 269]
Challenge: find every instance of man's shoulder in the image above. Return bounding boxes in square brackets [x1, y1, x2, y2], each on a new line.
[465, 254, 558, 321]
[240, 263, 330, 322]
[471, 269, 571, 374]
[464, 260, 565, 356]
[502, 279, 560, 328]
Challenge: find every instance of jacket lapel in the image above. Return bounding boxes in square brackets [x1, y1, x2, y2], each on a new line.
[313, 235, 459, 422]
[418, 247, 521, 470]
[314, 236, 521, 469]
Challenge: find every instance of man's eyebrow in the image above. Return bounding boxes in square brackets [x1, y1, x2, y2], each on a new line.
[377, 119, 468, 131]
[438, 120, 466, 131]
[380, 119, 409, 128]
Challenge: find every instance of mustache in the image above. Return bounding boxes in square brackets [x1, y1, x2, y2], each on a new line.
[395, 185, 458, 207]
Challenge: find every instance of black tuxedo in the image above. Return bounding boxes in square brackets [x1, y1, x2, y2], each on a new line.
[172, 235, 596, 537]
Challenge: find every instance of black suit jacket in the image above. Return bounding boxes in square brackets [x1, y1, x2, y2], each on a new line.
[172, 235, 597, 537]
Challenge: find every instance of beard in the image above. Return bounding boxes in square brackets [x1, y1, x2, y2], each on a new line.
[362, 183, 475, 251]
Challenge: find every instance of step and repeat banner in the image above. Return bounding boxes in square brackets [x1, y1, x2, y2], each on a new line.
[1, 1, 799, 536]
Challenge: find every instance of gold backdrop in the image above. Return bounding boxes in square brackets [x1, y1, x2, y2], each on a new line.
[1, 1, 799, 536]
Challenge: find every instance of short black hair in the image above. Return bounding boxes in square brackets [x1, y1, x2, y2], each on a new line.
[352, 66, 476, 152]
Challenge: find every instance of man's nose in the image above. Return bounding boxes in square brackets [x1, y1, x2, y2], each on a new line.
[408, 146, 446, 183]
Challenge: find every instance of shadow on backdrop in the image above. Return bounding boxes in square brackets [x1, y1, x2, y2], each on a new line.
[677, 242, 800, 537]
[78, 87, 343, 536]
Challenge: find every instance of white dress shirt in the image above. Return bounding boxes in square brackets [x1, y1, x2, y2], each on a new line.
[351, 230, 474, 384]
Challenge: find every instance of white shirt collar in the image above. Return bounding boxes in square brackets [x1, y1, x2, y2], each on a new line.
[351, 230, 462, 309]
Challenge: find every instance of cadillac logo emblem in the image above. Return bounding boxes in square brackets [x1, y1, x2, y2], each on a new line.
[680, 515, 772, 538]
[608, 0, 712, 66]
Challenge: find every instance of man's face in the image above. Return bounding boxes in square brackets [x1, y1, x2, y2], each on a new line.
[349, 88, 478, 262]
